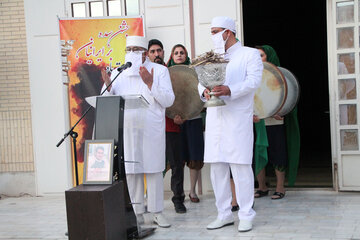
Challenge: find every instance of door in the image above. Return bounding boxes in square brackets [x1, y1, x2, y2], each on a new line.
[243, 0, 333, 188]
[328, 0, 360, 190]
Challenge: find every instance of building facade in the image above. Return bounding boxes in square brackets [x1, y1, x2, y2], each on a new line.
[0, 0, 359, 196]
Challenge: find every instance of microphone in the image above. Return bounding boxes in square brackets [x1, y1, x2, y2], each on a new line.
[117, 62, 132, 72]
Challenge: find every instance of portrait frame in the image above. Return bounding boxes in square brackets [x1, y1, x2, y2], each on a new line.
[83, 139, 114, 185]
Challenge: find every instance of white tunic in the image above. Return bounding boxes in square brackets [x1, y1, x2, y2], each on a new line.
[198, 42, 263, 164]
[104, 58, 175, 173]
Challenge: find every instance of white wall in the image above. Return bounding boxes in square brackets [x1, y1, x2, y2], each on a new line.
[24, 0, 73, 195]
[141, 0, 192, 62]
[193, 0, 242, 56]
[0, 173, 36, 196]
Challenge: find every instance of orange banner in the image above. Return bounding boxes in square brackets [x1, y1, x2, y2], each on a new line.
[59, 17, 144, 185]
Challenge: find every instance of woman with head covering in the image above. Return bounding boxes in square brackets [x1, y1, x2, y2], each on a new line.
[253, 45, 300, 200]
[167, 44, 204, 204]
[167, 44, 191, 66]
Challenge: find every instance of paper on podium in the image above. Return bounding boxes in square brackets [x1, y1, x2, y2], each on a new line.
[122, 94, 150, 110]
[85, 95, 149, 109]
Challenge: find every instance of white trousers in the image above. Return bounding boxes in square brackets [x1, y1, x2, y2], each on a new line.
[126, 172, 164, 214]
[210, 162, 256, 221]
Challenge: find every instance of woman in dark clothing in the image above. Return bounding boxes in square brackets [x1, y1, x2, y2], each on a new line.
[253, 45, 300, 200]
[167, 44, 204, 203]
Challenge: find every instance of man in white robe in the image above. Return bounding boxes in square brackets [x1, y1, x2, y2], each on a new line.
[198, 16, 263, 232]
[102, 36, 175, 228]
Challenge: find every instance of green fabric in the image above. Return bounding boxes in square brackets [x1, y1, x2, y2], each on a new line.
[254, 119, 268, 176]
[254, 45, 300, 186]
[167, 56, 191, 67]
[284, 106, 300, 186]
[262, 45, 280, 67]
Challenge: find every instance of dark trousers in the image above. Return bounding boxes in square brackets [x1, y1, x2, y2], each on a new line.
[166, 132, 185, 204]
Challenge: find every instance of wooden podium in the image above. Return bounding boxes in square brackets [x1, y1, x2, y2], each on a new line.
[65, 96, 150, 240]
[65, 182, 137, 240]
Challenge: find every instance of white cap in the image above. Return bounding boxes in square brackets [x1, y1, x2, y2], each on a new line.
[211, 16, 236, 34]
[126, 36, 148, 50]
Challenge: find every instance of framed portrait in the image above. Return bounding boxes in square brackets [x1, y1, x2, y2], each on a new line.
[83, 139, 114, 185]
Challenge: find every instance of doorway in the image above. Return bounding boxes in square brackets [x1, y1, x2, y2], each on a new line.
[243, 0, 332, 187]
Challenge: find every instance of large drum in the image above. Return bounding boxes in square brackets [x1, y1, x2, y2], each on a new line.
[254, 62, 287, 119]
[166, 65, 204, 120]
[254, 62, 299, 118]
[276, 67, 300, 116]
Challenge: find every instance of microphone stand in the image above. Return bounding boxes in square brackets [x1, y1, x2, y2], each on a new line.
[56, 68, 124, 186]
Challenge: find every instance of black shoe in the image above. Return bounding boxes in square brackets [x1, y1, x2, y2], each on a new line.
[254, 189, 269, 198]
[231, 205, 239, 212]
[174, 202, 186, 214]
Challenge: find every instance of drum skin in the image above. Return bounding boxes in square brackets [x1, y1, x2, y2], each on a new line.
[254, 62, 287, 119]
[276, 67, 300, 116]
[166, 65, 204, 120]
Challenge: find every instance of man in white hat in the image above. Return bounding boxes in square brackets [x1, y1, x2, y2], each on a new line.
[102, 35, 175, 228]
[198, 16, 263, 232]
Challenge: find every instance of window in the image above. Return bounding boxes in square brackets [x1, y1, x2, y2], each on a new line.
[334, 1, 360, 152]
[68, 0, 139, 18]
[72, 2, 86, 17]
[125, 0, 139, 16]
[107, 0, 121, 16]
[89, 1, 104, 17]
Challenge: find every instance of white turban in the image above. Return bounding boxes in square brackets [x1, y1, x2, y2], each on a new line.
[211, 16, 236, 34]
[126, 36, 148, 50]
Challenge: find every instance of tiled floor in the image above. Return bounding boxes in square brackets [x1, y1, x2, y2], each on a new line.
[0, 190, 360, 240]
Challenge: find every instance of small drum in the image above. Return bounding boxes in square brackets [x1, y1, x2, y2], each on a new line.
[276, 67, 300, 116]
[254, 62, 287, 119]
[166, 65, 204, 120]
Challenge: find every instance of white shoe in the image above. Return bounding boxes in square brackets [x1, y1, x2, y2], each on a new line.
[238, 220, 252, 232]
[153, 213, 171, 228]
[206, 218, 234, 230]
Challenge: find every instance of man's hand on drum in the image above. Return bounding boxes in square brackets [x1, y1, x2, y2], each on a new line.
[174, 115, 185, 125]
[253, 115, 260, 123]
[212, 85, 231, 97]
[273, 114, 284, 120]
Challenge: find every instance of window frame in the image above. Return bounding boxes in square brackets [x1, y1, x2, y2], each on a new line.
[66, 0, 139, 17]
